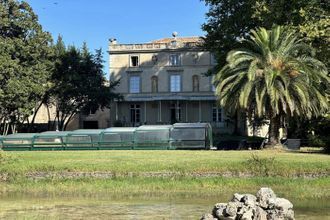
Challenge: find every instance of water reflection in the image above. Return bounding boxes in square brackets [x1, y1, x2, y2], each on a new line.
[0, 194, 329, 219]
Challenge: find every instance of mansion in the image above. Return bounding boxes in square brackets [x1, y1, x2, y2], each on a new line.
[31, 33, 262, 136]
[105, 33, 245, 133]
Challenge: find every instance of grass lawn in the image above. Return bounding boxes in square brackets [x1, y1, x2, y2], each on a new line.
[0, 150, 329, 199]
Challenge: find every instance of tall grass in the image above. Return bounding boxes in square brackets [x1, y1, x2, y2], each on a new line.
[0, 150, 329, 199]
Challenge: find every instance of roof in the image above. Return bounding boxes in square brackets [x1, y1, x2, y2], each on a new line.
[4, 133, 37, 139]
[69, 129, 104, 135]
[173, 123, 211, 128]
[136, 125, 173, 131]
[150, 36, 203, 44]
[104, 127, 137, 133]
[35, 131, 70, 137]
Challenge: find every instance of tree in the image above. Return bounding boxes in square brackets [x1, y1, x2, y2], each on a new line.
[202, 0, 330, 70]
[48, 38, 120, 131]
[213, 26, 329, 146]
[0, 0, 53, 134]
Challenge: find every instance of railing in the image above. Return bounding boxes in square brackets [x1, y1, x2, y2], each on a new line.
[121, 121, 226, 128]
[110, 42, 202, 51]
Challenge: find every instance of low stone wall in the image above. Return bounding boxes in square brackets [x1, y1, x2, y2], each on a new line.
[201, 188, 294, 220]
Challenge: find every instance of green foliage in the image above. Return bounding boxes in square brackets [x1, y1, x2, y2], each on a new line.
[213, 26, 329, 145]
[246, 153, 277, 176]
[202, 0, 330, 69]
[0, 0, 53, 134]
[47, 37, 120, 130]
[287, 114, 330, 153]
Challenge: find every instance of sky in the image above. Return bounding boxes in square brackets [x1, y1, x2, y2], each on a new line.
[26, 0, 209, 76]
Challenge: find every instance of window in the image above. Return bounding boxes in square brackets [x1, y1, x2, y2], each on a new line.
[151, 76, 158, 93]
[130, 104, 141, 125]
[169, 54, 181, 66]
[211, 76, 216, 92]
[170, 103, 182, 122]
[192, 75, 199, 92]
[130, 55, 139, 67]
[88, 107, 98, 115]
[212, 104, 222, 122]
[212, 84, 216, 92]
[210, 53, 217, 65]
[170, 75, 181, 92]
[129, 76, 140, 93]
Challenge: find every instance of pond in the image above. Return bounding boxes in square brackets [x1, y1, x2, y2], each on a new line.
[0, 194, 329, 219]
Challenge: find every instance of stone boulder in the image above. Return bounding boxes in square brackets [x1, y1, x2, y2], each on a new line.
[201, 188, 294, 220]
[256, 187, 277, 209]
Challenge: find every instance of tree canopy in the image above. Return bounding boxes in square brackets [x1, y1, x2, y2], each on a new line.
[202, 0, 330, 69]
[213, 26, 329, 145]
[48, 37, 120, 131]
[0, 1, 120, 134]
[0, 0, 53, 134]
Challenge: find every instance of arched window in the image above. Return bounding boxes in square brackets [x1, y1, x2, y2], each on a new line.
[192, 75, 199, 92]
[151, 76, 158, 93]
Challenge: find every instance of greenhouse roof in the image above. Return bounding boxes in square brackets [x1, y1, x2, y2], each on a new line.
[69, 129, 104, 135]
[4, 133, 37, 139]
[173, 123, 211, 128]
[35, 131, 71, 137]
[104, 127, 136, 132]
[136, 125, 173, 131]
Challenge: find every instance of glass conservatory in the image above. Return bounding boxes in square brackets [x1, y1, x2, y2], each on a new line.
[64, 129, 103, 149]
[99, 127, 136, 149]
[0, 123, 215, 151]
[170, 123, 213, 149]
[1, 133, 37, 150]
[134, 125, 172, 149]
[32, 131, 70, 150]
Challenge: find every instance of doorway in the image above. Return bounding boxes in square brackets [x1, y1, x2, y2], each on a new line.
[83, 121, 99, 129]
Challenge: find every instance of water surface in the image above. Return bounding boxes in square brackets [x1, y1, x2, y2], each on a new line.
[0, 194, 329, 219]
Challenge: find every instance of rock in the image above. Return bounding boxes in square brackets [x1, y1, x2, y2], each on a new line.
[225, 201, 239, 216]
[214, 202, 227, 210]
[200, 213, 216, 220]
[256, 187, 276, 208]
[213, 203, 227, 219]
[232, 193, 244, 202]
[285, 209, 295, 220]
[241, 194, 257, 207]
[268, 198, 294, 220]
[274, 198, 293, 211]
[222, 216, 236, 220]
[241, 208, 254, 220]
[202, 188, 294, 220]
[254, 206, 267, 220]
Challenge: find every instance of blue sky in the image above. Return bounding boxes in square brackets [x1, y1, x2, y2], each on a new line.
[26, 0, 209, 75]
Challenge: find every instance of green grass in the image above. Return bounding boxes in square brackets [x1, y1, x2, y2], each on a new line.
[1, 150, 329, 175]
[0, 150, 329, 198]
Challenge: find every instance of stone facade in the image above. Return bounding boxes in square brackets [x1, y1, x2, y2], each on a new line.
[108, 33, 243, 133]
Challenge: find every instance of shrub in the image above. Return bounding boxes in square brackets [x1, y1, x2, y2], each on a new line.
[113, 120, 123, 127]
[245, 153, 278, 176]
[321, 136, 330, 154]
[307, 134, 326, 148]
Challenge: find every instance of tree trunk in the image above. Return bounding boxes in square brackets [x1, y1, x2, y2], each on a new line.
[268, 115, 281, 147]
[63, 112, 76, 131]
[29, 102, 43, 132]
[233, 111, 240, 135]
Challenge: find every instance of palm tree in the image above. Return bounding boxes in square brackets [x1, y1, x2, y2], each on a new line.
[213, 25, 329, 146]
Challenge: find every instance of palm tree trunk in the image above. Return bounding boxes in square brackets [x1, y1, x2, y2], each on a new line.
[268, 115, 281, 146]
